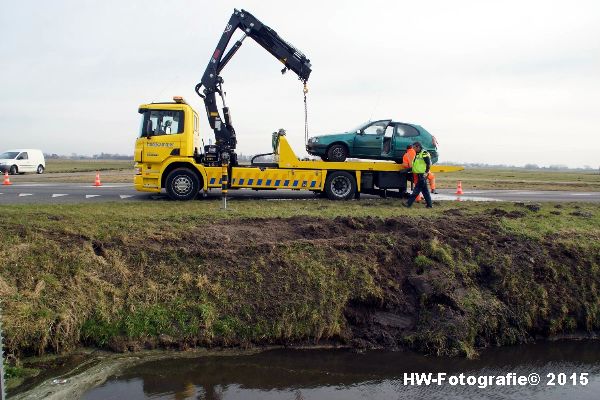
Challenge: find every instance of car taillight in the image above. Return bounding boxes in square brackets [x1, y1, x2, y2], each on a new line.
[432, 136, 438, 148]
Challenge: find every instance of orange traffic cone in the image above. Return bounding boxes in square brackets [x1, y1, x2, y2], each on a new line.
[2, 171, 12, 185]
[455, 180, 464, 195]
[94, 171, 102, 187]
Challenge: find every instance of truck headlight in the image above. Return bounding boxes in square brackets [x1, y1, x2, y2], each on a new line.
[309, 137, 319, 143]
[135, 166, 142, 175]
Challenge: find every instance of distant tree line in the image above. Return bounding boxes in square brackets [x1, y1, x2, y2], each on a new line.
[441, 161, 598, 172]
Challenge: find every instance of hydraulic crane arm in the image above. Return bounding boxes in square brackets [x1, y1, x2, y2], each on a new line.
[195, 9, 312, 160]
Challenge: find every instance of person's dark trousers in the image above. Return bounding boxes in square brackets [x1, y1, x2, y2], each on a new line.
[406, 174, 432, 207]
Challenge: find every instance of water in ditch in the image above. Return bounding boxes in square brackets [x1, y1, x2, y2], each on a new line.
[83, 340, 600, 400]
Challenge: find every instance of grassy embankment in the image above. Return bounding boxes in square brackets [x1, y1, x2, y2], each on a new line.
[1, 200, 599, 385]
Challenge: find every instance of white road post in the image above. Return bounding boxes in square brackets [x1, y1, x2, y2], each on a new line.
[0, 307, 6, 400]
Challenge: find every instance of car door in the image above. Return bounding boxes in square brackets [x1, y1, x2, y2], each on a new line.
[393, 123, 421, 159]
[353, 120, 390, 157]
[16, 152, 33, 172]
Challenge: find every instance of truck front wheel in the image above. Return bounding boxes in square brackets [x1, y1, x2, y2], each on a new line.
[324, 171, 356, 200]
[165, 168, 200, 201]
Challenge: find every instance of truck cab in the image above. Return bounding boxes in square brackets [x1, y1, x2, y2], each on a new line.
[134, 97, 201, 192]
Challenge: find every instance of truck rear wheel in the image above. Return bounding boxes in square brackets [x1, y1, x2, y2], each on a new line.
[165, 168, 200, 201]
[324, 171, 356, 200]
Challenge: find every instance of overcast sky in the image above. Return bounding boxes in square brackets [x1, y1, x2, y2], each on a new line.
[1, 0, 599, 167]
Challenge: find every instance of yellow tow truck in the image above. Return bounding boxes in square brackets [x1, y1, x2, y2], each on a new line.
[133, 9, 461, 200]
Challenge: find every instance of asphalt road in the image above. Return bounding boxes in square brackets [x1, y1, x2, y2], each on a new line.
[0, 182, 599, 204]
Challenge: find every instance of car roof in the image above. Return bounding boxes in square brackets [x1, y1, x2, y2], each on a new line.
[3, 149, 43, 152]
[392, 120, 418, 126]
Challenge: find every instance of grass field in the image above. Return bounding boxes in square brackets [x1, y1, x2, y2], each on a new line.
[435, 168, 600, 191]
[44, 159, 133, 173]
[0, 198, 597, 228]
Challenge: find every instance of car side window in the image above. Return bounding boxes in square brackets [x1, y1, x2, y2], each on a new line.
[362, 121, 388, 135]
[17, 152, 28, 160]
[395, 124, 419, 137]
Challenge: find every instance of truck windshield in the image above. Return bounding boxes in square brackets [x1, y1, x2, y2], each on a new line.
[139, 110, 184, 137]
[0, 152, 19, 159]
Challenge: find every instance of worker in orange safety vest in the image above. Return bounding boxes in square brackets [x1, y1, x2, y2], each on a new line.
[402, 145, 417, 196]
[402, 144, 416, 169]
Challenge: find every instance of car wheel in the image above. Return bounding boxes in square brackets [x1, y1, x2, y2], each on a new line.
[324, 171, 356, 200]
[37, 165, 45, 174]
[165, 168, 200, 201]
[9, 165, 18, 175]
[326, 144, 348, 162]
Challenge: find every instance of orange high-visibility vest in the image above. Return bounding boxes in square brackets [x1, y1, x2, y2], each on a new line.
[402, 148, 416, 168]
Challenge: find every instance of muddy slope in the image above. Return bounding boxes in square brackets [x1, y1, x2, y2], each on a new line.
[1, 210, 600, 359]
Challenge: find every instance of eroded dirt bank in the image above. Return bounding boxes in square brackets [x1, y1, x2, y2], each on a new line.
[1, 203, 599, 368]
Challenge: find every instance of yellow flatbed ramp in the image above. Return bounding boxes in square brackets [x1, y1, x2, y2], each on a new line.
[202, 136, 462, 192]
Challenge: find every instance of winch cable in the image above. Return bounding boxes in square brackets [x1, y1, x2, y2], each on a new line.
[303, 82, 309, 146]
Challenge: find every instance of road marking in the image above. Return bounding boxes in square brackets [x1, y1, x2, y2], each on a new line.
[10, 183, 58, 187]
[119, 195, 134, 199]
[85, 195, 100, 199]
[18, 193, 33, 197]
[52, 194, 68, 198]
[570, 193, 594, 196]
[86, 185, 129, 188]
[433, 194, 499, 202]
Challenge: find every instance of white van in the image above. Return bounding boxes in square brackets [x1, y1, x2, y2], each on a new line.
[0, 149, 46, 174]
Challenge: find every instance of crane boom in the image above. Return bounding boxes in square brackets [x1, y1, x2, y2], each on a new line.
[195, 9, 312, 164]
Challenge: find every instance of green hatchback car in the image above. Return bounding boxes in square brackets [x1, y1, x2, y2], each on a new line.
[306, 120, 438, 164]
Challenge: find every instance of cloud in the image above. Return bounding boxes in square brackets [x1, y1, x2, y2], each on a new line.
[0, 0, 599, 167]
